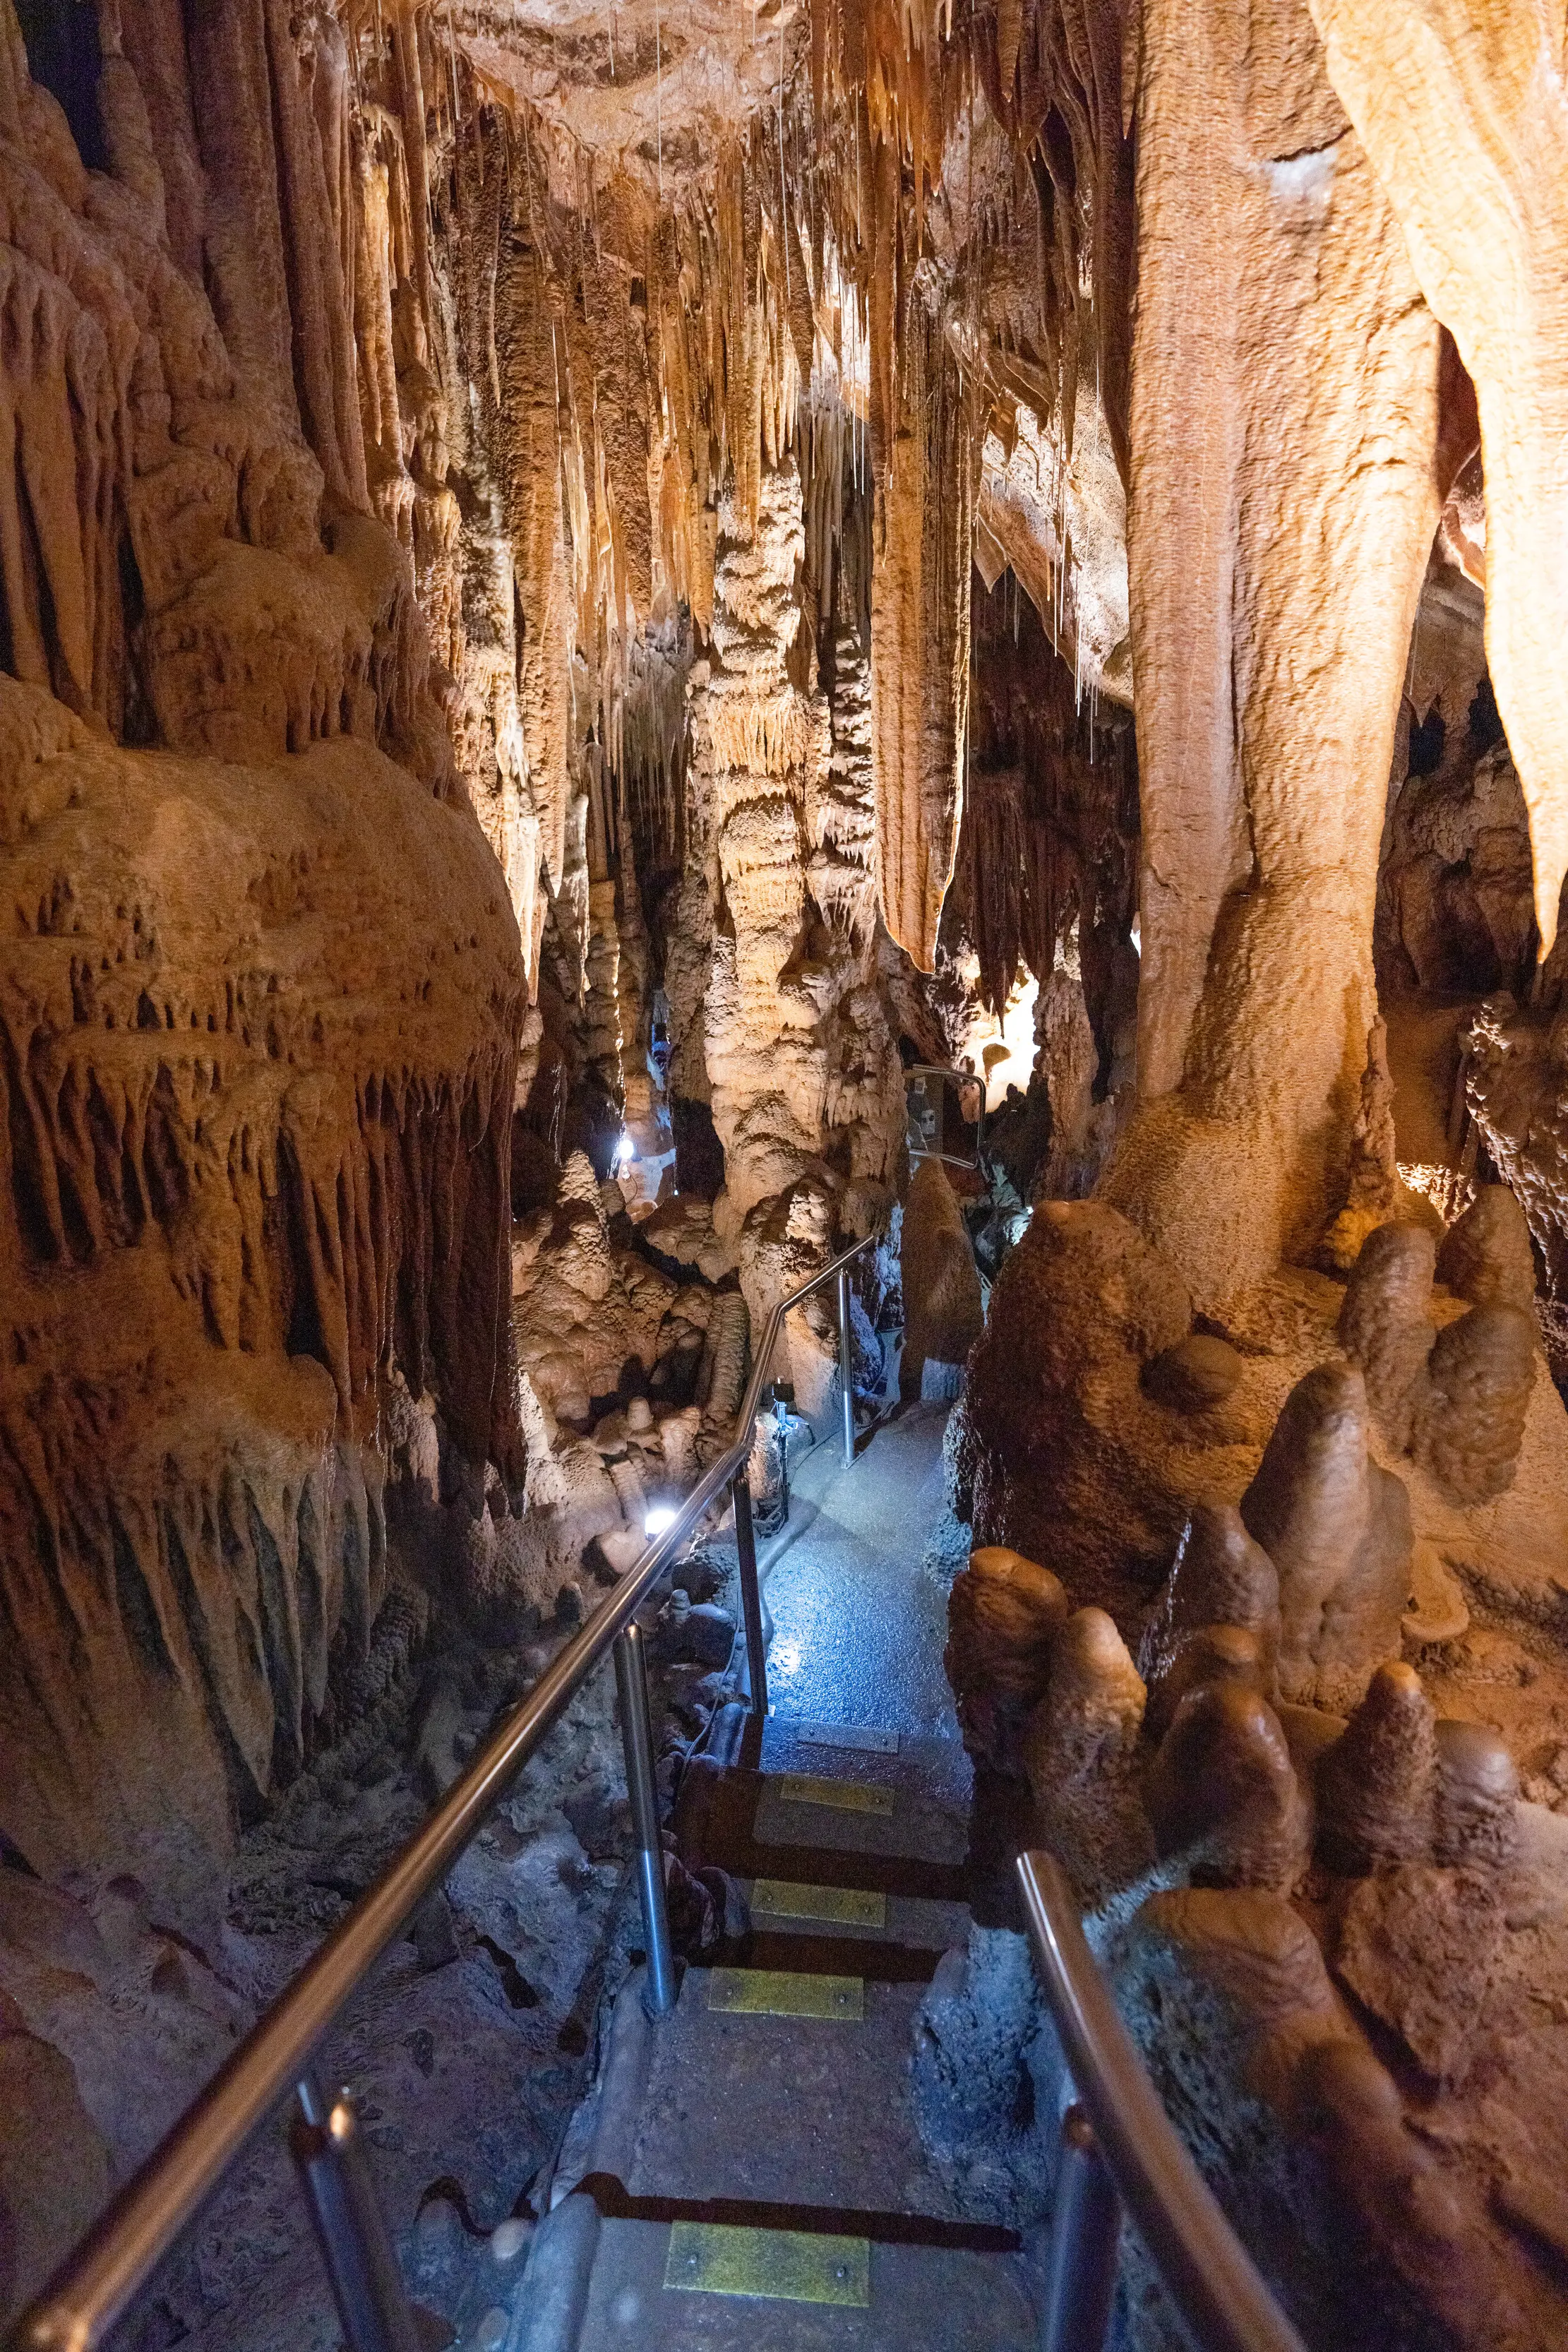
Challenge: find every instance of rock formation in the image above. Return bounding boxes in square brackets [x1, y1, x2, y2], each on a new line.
[945, 1544, 1068, 1771]
[899, 1157, 984, 1398]
[954, 1198, 1198, 1599]
[0, 5, 529, 1916]
[953, 1123, 1568, 2347]
[1239, 1362, 1413, 1712]
[1101, 0, 1440, 1312]
[1337, 1210, 1538, 1505]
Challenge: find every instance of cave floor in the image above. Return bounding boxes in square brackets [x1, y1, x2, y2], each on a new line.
[520, 1404, 1039, 2352]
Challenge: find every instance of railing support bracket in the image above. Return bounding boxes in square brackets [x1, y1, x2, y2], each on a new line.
[733, 1472, 769, 1718]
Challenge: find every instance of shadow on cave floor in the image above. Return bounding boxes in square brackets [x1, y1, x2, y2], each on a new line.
[524, 1403, 1040, 2351]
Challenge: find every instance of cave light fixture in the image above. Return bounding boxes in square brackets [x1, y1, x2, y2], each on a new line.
[645, 1504, 677, 1536]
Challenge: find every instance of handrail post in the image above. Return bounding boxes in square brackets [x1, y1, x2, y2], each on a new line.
[1040, 2106, 1120, 2352]
[836, 1263, 855, 1469]
[732, 1469, 768, 1718]
[289, 2075, 422, 2352]
[614, 1621, 678, 2017]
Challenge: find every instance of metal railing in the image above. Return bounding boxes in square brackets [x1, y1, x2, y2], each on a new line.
[13, 1238, 875, 2352]
[1017, 1851, 1310, 2352]
[904, 1063, 988, 1172]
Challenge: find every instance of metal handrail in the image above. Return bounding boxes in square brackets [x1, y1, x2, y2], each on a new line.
[904, 1062, 988, 1170]
[1017, 1851, 1310, 2352]
[16, 1236, 877, 2352]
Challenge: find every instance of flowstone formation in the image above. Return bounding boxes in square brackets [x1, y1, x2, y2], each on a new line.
[0, 679, 522, 1905]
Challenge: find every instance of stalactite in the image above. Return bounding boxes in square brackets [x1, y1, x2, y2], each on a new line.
[0, 664, 523, 1894]
[498, 222, 571, 905]
[0, 6, 524, 1913]
[0, 0, 1155, 1926]
[869, 299, 979, 969]
[950, 571, 1137, 1021]
[263, 0, 363, 513]
[183, 0, 311, 447]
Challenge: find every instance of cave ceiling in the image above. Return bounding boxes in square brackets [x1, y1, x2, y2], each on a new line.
[455, 0, 805, 177]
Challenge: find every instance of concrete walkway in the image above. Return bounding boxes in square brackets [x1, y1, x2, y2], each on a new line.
[515, 1405, 1038, 2352]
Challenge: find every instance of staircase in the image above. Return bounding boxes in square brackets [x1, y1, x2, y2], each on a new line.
[523, 1404, 1039, 2352]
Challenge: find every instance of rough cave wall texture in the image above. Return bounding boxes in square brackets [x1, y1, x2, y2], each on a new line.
[0, 0, 529, 1918]
[933, 1, 1568, 2341]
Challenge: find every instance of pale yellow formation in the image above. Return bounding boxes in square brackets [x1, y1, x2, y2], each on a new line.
[1307, 0, 1568, 956]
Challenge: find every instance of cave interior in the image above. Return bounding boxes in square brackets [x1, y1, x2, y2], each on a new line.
[4, 1, 1568, 2348]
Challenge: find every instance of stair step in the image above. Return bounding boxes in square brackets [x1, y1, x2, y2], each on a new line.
[633, 1976, 952, 2220]
[580, 2214, 1037, 2349]
[785, 1719, 901, 1758]
[741, 1932, 943, 1986]
[676, 1758, 971, 1899]
[565, 1414, 1038, 2350]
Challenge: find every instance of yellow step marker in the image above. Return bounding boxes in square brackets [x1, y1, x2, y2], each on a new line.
[665, 2221, 870, 2307]
[706, 1966, 864, 2019]
[751, 1878, 887, 1930]
[773, 1771, 894, 1816]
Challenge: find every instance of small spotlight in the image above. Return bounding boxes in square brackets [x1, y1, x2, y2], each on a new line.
[645, 1505, 676, 1536]
[613, 1130, 635, 1166]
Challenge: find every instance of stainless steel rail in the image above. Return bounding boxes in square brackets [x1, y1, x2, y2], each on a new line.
[1017, 1851, 1310, 2352]
[14, 1236, 877, 2352]
[904, 1063, 988, 1171]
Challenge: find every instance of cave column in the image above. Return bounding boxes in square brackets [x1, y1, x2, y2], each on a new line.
[702, 460, 815, 1233]
[1306, 0, 1568, 965]
[696, 458, 849, 1409]
[1101, 0, 1440, 1308]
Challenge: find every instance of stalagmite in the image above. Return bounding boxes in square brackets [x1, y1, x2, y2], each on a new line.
[1240, 1363, 1413, 1712]
[945, 1544, 1069, 1770]
[1315, 1661, 1437, 1875]
[1338, 1222, 1438, 1451]
[1436, 1185, 1536, 1313]
[1022, 1604, 1153, 1902]
[1147, 1682, 1313, 1893]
